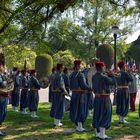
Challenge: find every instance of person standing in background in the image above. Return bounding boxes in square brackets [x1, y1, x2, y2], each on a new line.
[62, 67, 70, 111]
[11, 67, 21, 112]
[129, 70, 138, 112]
[49, 67, 56, 103]
[20, 69, 29, 114]
[28, 69, 40, 118]
[116, 61, 133, 124]
[50, 64, 68, 126]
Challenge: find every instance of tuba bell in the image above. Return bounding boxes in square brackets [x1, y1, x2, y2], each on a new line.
[39, 76, 50, 89]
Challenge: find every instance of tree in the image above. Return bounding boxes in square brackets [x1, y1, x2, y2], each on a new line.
[0, 0, 78, 34]
[47, 0, 134, 63]
[53, 50, 76, 69]
[3, 45, 36, 69]
[78, 0, 134, 59]
[48, 18, 86, 57]
[125, 35, 140, 67]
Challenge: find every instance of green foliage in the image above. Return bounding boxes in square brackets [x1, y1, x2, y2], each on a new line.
[0, 0, 138, 64]
[34, 41, 52, 55]
[96, 44, 114, 69]
[3, 45, 36, 69]
[116, 41, 131, 60]
[53, 50, 76, 69]
[47, 0, 134, 63]
[35, 54, 53, 79]
[126, 36, 140, 67]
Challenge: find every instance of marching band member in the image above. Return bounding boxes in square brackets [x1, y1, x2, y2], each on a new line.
[62, 67, 70, 94]
[50, 64, 68, 126]
[62, 67, 70, 111]
[20, 70, 29, 114]
[70, 60, 92, 132]
[129, 70, 138, 112]
[28, 69, 41, 118]
[11, 67, 21, 112]
[49, 67, 56, 103]
[87, 58, 98, 116]
[0, 64, 8, 136]
[92, 61, 116, 139]
[116, 61, 133, 123]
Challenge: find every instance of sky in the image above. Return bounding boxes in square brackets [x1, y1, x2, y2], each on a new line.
[126, 28, 140, 43]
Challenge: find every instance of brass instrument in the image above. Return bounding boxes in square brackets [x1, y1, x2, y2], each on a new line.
[39, 76, 50, 88]
[0, 76, 14, 95]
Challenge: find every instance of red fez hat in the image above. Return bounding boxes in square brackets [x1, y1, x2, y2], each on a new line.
[30, 69, 36, 74]
[74, 60, 81, 66]
[13, 67, 18, 71]
[95, 61, 105, 68]
[63, 67, 68, 73]
[118, 61, 125, 69]
[56, 64, 63, 70]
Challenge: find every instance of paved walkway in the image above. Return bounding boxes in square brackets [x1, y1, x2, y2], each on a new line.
[39, 88, 140, 104]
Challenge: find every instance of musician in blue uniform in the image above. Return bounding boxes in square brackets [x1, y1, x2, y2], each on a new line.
[0, 64, 8, 136]
[11, 67, 21, 112]
[28, 69, 40, 118]
[62, 67, 70, 93]
[87, 58, 98, 116]
[82, 66, 94, 116]
[70, 60, 92, 132]
[50, 64, 68, 126]
[116, 61, 133, 123]
[20, 70, 29, 114]
[92, 61, 116, 139]
[62, 67, 70, 111]
[49, 67, 56, 103]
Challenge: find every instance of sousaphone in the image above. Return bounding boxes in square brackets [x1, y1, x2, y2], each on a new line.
[39, 76, 50, 89]
[0, 76, 14, 95]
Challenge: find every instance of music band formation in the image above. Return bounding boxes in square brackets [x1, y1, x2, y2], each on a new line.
[0, 59, 139, 139]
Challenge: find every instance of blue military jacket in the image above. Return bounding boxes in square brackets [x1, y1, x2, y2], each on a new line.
[29, 76, 40, 90]
[62, 73, 70, 89]
[70, 71, 90, 90]
[92, 72, 116, 94]
[20, 75, 28, 88]
[52, 72, 66, 93]
[116, 70, 133, 86]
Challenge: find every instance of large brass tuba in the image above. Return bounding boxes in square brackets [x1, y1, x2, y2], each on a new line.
[39, 76, 50, 89]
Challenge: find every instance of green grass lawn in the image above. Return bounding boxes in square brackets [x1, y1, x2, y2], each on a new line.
[0, 103, 140, 140]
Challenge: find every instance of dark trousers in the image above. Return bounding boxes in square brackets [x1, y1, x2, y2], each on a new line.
[28, 91, 39, 112]
[0, 97, 8, 124]
[11, 88, 20, 107]
[20, 89, 28, 111]
[130, 92, 136, 112]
